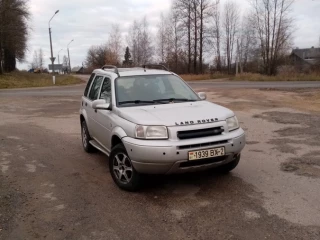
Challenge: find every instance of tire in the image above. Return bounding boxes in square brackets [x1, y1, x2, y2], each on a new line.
[219, 154, 241, 174]
[109, 144, 142, 192]
[81, 120, 95, 153]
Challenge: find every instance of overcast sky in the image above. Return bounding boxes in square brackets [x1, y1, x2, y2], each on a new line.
[18, 0, 320, 70]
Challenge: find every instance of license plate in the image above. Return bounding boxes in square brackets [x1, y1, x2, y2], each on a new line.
[188, 147, 225, 161]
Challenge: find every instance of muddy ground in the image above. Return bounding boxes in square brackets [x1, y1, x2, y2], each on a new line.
[0, 86, 320, 240]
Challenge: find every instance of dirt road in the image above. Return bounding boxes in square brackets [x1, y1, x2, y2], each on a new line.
[0, 84, 320, 239]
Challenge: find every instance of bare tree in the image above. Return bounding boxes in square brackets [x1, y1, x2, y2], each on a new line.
[223, 0, 240, 74]
[107, 24, 122, 65]
[141, 17, 154, 64]
[237, 14, 258, 73]
[127, 17, 154, 66]
[62, 55, 68, 67]
[198, 0, 213, 74]
[212, 0, 222, 71]
[174, 0, 193, 73]
[85, 45, 108, 69]
[250, 0, 294, 75]
[30, 50, 38, 69]
[30, 48, 45, 70]
[127, 20, 141, 65]
[38, 48, 44, 69]
[167, 9, 182, 72]
[157, 13, 167, 63]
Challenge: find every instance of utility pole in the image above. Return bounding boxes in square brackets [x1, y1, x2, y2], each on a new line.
[48, 10, 59, 83]
[67, 39, 74, 74]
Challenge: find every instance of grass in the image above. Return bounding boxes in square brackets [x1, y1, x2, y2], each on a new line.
[230, 72, 320, 81]
[0, 71, 84, 89]
[179, 72, 320, 81]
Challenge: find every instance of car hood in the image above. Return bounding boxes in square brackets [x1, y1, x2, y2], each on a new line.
[117, 101, 234, 126]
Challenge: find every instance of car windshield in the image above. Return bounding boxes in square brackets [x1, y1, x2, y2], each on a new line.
[115, 75, 200, 107]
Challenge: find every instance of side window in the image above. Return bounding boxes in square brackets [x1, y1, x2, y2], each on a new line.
[84, 73, 95, 97]
[99, 77, 112, 103]
[88, 76, 103, 101]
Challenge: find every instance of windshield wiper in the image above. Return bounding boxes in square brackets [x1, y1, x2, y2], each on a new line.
[153, 98, 196, 103]
[118, 100, 155, 105]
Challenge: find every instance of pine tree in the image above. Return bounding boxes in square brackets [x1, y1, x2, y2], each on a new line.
[123, 46, 132, 66]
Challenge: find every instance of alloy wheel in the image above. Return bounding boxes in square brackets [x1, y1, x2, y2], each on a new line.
[113, 153, 133, 184]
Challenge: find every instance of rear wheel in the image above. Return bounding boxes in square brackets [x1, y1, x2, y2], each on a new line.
[219, 154, 241, 174]
[109, 144, 142, 191]
[81, 120, 95, 153]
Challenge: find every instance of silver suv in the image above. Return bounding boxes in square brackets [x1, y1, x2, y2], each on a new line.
[80, 65, 245, 191]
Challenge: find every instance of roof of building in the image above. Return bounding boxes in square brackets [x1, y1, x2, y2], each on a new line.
[71, 66, 83, 72]
[292, 47, 320, 59]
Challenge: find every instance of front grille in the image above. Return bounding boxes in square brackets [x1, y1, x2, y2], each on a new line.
[177, 140, 229, 150]
[177, 127, 224, 140]
[180, 156, 227, 168]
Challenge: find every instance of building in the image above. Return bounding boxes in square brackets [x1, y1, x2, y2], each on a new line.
[291, 47, 320, 66]
[71, 66, 84, 74]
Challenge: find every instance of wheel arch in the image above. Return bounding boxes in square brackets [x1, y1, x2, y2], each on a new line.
[80, 110, 88, 124]
[111, 126, 127, 149]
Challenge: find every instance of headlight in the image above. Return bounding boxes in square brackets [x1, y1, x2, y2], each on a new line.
[226, 116, 239, 131]
[135, 125, 168, 139]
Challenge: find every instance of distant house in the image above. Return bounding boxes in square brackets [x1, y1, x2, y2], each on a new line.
[71, 66, 84, 74]
[290, 47, 320, 66]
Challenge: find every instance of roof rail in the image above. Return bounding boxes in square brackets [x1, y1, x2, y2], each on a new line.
[101, 65, 120, 77]
[142, 64, 169, 71]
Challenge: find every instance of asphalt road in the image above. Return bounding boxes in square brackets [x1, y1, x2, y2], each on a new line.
[1, 78, 320, 97]
[0, 82, 320, 239]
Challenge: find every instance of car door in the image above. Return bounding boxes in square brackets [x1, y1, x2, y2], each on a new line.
[85, 75, 104, 139]
[94, 76, 113, 151]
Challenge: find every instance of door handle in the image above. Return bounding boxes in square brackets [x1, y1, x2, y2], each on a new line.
[95, 109, 97, 113]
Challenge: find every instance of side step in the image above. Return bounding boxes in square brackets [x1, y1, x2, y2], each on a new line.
[89, 140, 110, 156]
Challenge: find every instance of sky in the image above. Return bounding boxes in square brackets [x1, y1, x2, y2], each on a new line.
[18, 0, 320, 70]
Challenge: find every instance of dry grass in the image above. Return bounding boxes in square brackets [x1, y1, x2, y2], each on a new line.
[0, 71, 84, 89]
[231, 72, 320, 81]
[180, 72, 320, 82]
[179, 73, 229, 81]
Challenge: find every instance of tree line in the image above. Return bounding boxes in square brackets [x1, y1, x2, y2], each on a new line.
[86, 0, 294, 76]
[0, 0, 29, 74]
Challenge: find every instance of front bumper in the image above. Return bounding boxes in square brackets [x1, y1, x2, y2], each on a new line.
[122, 128, 245, 174]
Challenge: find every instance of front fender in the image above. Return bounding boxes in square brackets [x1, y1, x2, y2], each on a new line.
[80, 108, 89, 125]
[111, 126, 127, 139]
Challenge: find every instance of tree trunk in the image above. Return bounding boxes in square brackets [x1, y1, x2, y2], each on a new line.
[199, 1, 203, 74]
[188, 3, 192, 74]
[193, 1, 198, 75]
[0, 44, 3, 74]
[4, 48, 16, 72]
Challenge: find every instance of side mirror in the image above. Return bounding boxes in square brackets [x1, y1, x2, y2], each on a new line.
[92, 99, 111, 110]
[198, 92, 207, 100]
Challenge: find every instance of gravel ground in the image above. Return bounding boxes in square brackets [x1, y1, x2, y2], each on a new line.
[0, 86, 320, 240]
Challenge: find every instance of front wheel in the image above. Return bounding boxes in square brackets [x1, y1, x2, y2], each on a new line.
[109, 144, 142, 191]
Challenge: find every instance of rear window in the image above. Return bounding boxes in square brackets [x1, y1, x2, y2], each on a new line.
[84, 73, 95, 97]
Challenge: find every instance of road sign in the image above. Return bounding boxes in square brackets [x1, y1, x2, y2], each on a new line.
[50, 57, 56, 63]
[49, 64, 63, 71]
